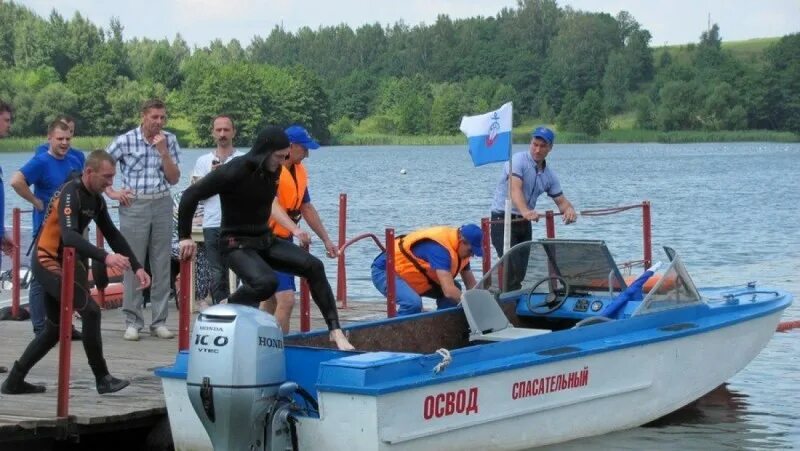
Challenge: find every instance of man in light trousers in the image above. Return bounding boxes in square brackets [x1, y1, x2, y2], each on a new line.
[106, 99, 181, 340]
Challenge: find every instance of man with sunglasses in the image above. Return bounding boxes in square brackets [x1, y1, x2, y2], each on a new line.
[371, 224, 482, 316]
[260, 125, 337, 334]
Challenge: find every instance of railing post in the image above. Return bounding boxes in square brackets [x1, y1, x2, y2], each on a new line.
[179, 258, 192, 351]
[480, 217, 491, 276]
[545, 210, 555, 238]
[385, 228, 396, 318]
[57, 247, 76, 418]
[11, 208, 21, 318]
[300, 243, 311, 332]
[336, 193, 347, 309]
[95, 229, 106, 307]
[642, 201, 652, 268]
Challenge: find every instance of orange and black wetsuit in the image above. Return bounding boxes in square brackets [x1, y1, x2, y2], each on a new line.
[15, 176, 141, 381]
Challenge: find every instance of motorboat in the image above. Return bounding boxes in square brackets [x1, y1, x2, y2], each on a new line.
[156, 238, 792, 450]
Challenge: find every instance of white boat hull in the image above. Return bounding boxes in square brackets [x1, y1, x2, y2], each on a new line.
[297, 310, 782, 450]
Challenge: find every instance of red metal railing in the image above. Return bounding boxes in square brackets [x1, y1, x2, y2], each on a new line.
[178, 259, 191, 351]
[385, 229, 397, 318]
[579, 201, 652, 268]
[336, 194, 347, 308]
[481, 201, 653, 270]
[334, 230, 389, 322]
[11, 208, 21, 318]
[56, 247, 76, 417]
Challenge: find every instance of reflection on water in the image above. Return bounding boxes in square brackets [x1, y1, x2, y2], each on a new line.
[1, 142, 798, 449]
[645, 384, 750, 428]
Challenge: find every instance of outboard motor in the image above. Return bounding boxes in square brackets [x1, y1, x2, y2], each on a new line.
[187, 304, 286, 451]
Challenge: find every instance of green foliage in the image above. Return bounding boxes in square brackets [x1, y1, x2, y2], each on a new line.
[355, 115, 398, 135]
[656, 80, 703, 131]
[0, 1, 798, 143]
[329, 116, 355, 136]
[632, 94, 657, 130]
[753, 33, 800, 132]
[571, 89, 607, 136]
[66, 61, 118, 135]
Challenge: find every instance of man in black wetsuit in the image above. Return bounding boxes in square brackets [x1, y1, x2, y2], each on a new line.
[1, 150, 151, 395]
[177, 126, 354, 350]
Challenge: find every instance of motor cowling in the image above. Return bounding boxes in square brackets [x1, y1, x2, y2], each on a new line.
[187, 304, 286, 451]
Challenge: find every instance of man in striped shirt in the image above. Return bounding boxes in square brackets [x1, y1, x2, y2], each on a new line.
[106, 99, 181, 341]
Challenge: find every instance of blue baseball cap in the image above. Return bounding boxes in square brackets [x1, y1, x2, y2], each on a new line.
[459, 224, 483, 257]
[531, 126, 555, 145]
[284, 125, 320, 150]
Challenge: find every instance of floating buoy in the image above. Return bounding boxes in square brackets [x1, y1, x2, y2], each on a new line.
[776, 320, 800, 332]
[400, 168, 407, 175]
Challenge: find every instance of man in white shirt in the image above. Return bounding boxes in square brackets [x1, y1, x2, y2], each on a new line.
[191, 115, 244, 308]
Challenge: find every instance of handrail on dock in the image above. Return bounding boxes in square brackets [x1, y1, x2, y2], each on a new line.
[56, 247, 76, 418]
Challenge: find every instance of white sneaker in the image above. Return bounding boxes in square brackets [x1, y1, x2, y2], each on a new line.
[151, 326, 175, 339]
[123, 327, 140, 341]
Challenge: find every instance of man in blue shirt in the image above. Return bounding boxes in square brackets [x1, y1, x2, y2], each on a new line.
[11, 119, 84, 337]
[34, 115, 85, 168]
[489, 126, 577, 289]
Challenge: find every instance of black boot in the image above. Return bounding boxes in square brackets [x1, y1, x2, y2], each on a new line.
[70, 327, 82, 341]
[0, 366, 6, 373]
[96, 375, 129, 394]
[1, 361, 46, 394]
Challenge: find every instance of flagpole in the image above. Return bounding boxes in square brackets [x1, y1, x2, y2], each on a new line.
[503, 102, 513, 256]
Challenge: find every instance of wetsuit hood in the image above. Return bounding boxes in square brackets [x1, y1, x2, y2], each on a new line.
[246, 126, 290, 171]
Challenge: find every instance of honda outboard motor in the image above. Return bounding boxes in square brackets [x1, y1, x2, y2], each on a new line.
[187, 304, 286, 451]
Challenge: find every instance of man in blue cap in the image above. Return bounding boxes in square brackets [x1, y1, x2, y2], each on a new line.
[261, 125, 338, 333]
[489, 126, 576, 289]
[371, 224, 481, 315]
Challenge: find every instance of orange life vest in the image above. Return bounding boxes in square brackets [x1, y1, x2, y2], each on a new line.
[269, 162, 308, 239]
[394, 226, 468, 294]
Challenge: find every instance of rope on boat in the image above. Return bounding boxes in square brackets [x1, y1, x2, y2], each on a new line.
[777, 320, 800, 332]
[432, 348, 452, 374]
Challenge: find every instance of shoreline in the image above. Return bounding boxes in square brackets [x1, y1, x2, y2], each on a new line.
[0, 129, 797, 153]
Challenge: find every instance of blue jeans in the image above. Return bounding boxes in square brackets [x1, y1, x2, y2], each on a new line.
[370, 253, 460, 316]
[28, 277, 46, 334]
[203, 227, 230, 303]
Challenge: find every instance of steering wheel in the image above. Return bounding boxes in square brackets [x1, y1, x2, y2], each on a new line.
[525, 276, 570, 315]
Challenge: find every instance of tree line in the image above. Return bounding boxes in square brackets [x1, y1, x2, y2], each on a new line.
[0, 0, 798, 146]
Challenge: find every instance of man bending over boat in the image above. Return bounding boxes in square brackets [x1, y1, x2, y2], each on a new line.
[2, 150, 150, 395]
[177, 126, 354, 351]
[371, 224, 482, 316]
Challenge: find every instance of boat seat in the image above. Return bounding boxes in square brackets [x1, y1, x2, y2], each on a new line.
[461, 289, 550, 342]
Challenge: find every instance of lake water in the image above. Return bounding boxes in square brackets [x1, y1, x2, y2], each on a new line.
[1, 142, 798, 449]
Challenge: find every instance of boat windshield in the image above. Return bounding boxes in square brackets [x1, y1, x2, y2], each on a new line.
[478, 239, 628, 297]
[633, 254, 702, 316]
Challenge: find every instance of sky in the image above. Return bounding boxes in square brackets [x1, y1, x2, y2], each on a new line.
[18, 0, 800, 48]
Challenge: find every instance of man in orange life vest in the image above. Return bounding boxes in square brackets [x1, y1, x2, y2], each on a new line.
[371, 224, 482, 315]
[261, 125, 338, 333]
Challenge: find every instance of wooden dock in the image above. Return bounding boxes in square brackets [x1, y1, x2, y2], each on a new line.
[0, 299, 390, 448]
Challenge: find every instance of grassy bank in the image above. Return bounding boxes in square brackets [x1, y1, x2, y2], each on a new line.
[332, 129, 799, 146]
[0, 136, 115, 152]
